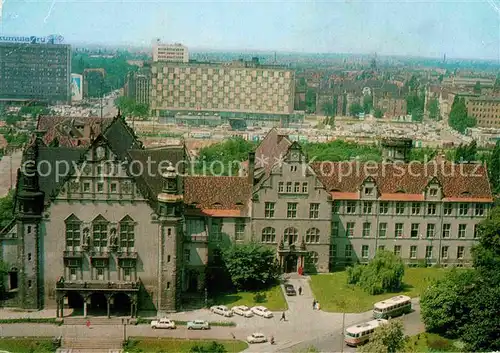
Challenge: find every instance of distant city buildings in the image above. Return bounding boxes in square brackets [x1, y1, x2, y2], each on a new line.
[124, 68, 151, 105]
[0, 41, 71, 104]
[467, 96, 500, 128]
[152, 41, 189, 63]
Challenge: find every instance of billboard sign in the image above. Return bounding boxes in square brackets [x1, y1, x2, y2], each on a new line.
[0, 34, 64, 44]
[71, 74, 83, 102]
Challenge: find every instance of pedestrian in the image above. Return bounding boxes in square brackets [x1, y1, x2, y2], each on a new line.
[316, 302, 321, 311]
[280, 312, 286, 322]
[312, 299, 316, 309]
[298, 286, 302, 295]
[86, 319, 91, 329]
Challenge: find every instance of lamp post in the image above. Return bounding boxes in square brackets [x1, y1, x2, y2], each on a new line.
[121, 318, 130, 343]
[339, 300, 346, 353]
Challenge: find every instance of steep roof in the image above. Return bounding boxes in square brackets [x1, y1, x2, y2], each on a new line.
[254, 128, 292, 176]
[184, 176, 252, 217]
[311, 161, 492, 202]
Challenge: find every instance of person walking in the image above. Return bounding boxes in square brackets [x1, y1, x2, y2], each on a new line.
[280, 312, 286, 322]
[312, 299, 316, 309]
[298, 286, 302, 295]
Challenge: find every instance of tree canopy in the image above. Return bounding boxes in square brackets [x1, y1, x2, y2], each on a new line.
[196, 137, 255, 176]
[347, 250, 405, 295]
[115, 97, 149, 120]
[190, 341, 227, 353]
[454, 140, 477, 163]
[222, 243, 280, 290]
[427, 98, 440, 120]
[358, 320, 407, 353]
[448, 96, 476, 134]
[489, 140, 500, 194]
[349, 102, 364, 117]
[0, 191, 14, 230]
[374, 108, 384, 119]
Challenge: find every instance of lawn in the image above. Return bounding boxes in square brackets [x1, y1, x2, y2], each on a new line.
[310, 267, 448, 313]
[0, 337, 56, 353]
[125, 338, 248, 353]
[405, 333, 457, 352]
[212, 285, 288, 311]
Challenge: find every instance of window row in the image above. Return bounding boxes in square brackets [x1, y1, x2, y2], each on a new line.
[330, 244, 467, 260]
[332, 221, 478, 239]
[261, 227, 321, 244]
[264, 202, 320, 219]
[65, 258, 136, 281]
[277, 182, 308, 194]
[65, 215, 135, 249]
[334, 201, 486, 217]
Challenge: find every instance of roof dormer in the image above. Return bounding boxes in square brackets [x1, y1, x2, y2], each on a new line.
[360, 176, 379, 199]
[425, 177, 443, 200]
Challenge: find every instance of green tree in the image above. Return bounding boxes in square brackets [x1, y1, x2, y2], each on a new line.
[363, 94, 373, 114]
[349, 102, 364, 117]
[427, 98, 440, 120]
[420, 269, 476, 337]
[449, 96, 476, 133]
[321, 102, 335, 117]
[455, 140, 477, 163]
[489, 140, 500, 193]
[358, 320, 407, 353]
[222, 243, 280, 290]
[190, 342, 227, 353]
[411, 108, 423, 122]
[374, 108, 384, 119]
[305, 89, 316, 113]
[473, 81, 481, 94]
[347, 250, 405, 295]
[0, 191, 14, 229]
[472, 206, 500, 284]
[196, 137, 255, 176]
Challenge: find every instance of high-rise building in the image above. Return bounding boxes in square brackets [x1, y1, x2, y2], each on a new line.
[0, 41, 71, 103]
[152, 42, 189, 63]
[150, 59, 295, 121]
[124, 68, 151, 105]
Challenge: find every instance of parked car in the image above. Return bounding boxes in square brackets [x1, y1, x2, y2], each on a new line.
[232, 305, 254, 318]
[247, 333, 268, 344]
[210, 305, 233, 317]
[251, 306, 273, 318]
[284, 284, 297, 296]
[187, 320, 210, 330]
[150, 318, 176, 329]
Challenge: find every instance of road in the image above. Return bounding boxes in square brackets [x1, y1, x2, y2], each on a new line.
[0, 151, 22, 197]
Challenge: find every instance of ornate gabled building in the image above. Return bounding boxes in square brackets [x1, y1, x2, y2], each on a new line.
[1, 118, 494, 317]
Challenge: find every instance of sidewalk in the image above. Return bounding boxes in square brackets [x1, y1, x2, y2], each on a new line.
[0, 308, 73, 319]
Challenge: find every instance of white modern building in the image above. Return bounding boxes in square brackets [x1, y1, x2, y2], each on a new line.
[152, 41, 189, 63]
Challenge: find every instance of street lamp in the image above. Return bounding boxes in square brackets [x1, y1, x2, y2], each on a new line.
[339, 300, 346, 353]
[121, 318, 130, 343]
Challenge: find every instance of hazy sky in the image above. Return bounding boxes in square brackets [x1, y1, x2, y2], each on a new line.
[1, 0, 499, 60]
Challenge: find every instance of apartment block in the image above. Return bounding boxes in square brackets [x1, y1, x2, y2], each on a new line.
[152, 42, 189, 63]
[467, 96, 500, 128]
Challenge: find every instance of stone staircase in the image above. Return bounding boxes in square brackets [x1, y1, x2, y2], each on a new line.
[63, 316, 130, 325]
[58, 337, 123, 352]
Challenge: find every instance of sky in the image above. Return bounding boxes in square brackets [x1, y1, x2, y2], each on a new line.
[0, 0, 499, 60]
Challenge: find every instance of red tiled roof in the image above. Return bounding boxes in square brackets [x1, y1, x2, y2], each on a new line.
[184, 176, 252, 216]
[312, 161, 492, 200]
[254, 128, 292, 175]
[331, 192, 358, 200]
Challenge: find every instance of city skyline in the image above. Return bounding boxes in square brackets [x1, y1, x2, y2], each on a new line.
[1, 0, 499, 60]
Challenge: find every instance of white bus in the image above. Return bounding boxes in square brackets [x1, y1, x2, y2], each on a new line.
[373, 295, 412, 319]
[344, 319, 388, 346]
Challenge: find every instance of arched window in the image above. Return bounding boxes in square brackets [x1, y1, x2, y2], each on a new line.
[92, 215, 108, 250]
[119, 216, 135, 250]
[261, 227, 276, 243]
[64, 214, 81, 249]
[284, 227, 298, 245]
[309, 251, 319, 264]
[306, 228, 320, 243]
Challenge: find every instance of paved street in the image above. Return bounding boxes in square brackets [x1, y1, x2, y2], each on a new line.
[0, 277, 425, 352]
[0, 150, 22, 197]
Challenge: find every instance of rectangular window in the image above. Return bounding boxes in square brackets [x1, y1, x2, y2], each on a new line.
[333, 202, 340, 214]
[278, 182, 284, 193]
[441, 246, 449, 259]
[345, 244, 352, 257]
[346, 201, 356, 214]
[309, 203, 320, 219]
[96, 268, 104, 281]
[426, 224, 435, 238]
[458, 224, 466, 238]
[93, 223, 108, 248]
[332, 221, 339, 237]
[69, 268, 77, 281]
[427, 204, 437, 215]
[362, 245, 369, 258]
[264, 202, 275, 218]
[362, 222, 371, 237]
[442, 223, 451, 238]
[474, 224, 479, 238]
[235, 220, 245, 241]
[302, 182, 308, 193]
[65, 222, 81, 248]
[410, 245, 417, 259]
[294, 182, 300, 193]
[123, 268, 131, 281]
[411, 202, 420, 215]
[457, 246, 465, 259]
[426, 246, 433, 259]
[184, 249, 191, 263]
[429, 188, 438, 196]
[443, 203, 452, 216]
[459, 203, 468, 216]
[395, 223, 403, 238]
[378, 223, 387, 238]
[364, 187, 373, 195]
[329, 244, 336, 258]
[110, 183, 117, 193]
[394, 245, 401, 256]
[379, 202, 389, 214]
[287, 203, 297, 218]
[346, 222, 355, 237]
[363, 202, 372, 214]
[97, 183, 104, 192]
[119, 222, 135, 249]
[378, 245, 385, 251]
[475, 203, 484, 216]
[286, 182, 292, 193]
[395, 202, 405, 215]
[83, 182, 90, 192]
[411, 223, 419, 238]
[210, 219, 222, 241]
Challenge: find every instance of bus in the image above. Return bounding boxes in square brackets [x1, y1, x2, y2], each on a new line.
[373, 295, 412, 319]
[344, 319, 388, 347]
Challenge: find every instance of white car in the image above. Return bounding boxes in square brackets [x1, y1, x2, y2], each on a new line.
[150, 318, 176, 329]
[247, 333, 268, 344]
[232, 305, 254, 318]
[210, 305, 233, 317]
[251, 306, 273, 318]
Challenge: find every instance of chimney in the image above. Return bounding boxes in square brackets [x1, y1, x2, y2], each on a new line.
[248, 152, 255, 184]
